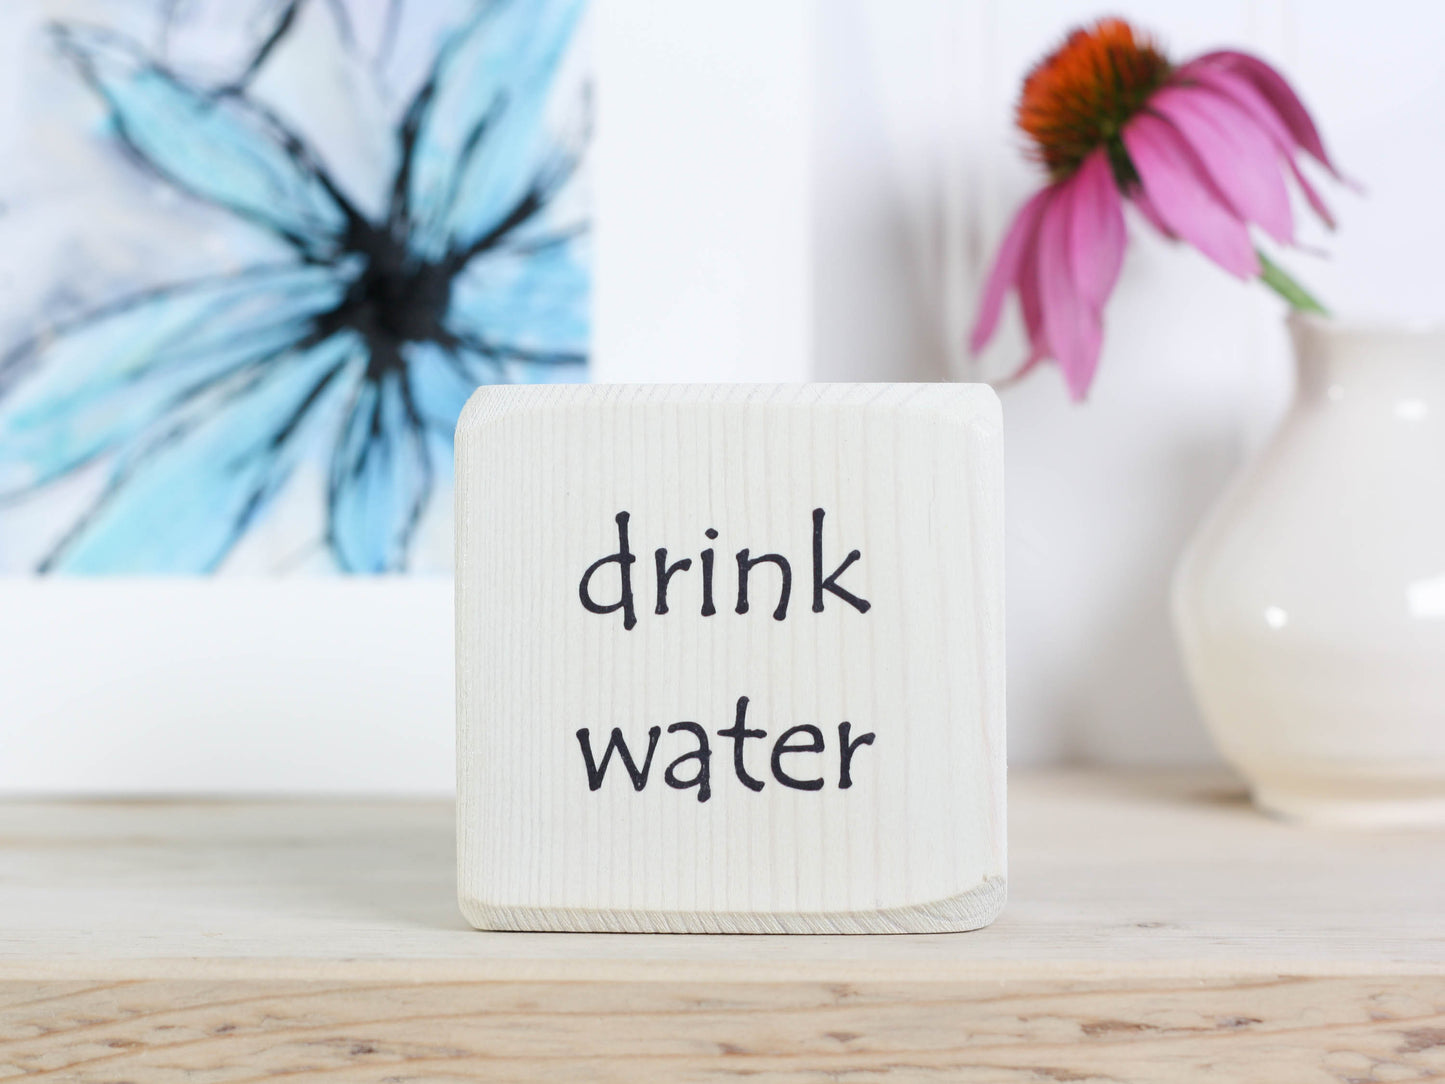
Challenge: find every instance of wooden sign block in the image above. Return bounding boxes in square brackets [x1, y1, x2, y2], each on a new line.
[455, 384, 1005, 933]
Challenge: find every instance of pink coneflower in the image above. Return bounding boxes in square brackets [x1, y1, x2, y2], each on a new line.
[971, 18, 1347, 400]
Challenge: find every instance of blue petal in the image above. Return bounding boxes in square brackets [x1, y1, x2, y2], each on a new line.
[445, 232, 589, 366]
[401, 340, 499, 518]
[328, 366, 432, 573]
[0, 262, 356, 499]
[402, 339, 500, 435]
[397, 0, 587, 261]
[46, 332, 363, 574]
[53, 23, 352, 253]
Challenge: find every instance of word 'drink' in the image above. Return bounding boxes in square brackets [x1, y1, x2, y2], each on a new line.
[456, 384, 1005, 934]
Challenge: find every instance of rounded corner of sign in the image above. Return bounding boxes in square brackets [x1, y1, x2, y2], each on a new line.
[898, 383, 1004, 439]
[958, 387, 1004, 438]
[454, 385, 507, 437]
[456, 891, 491, 932]
[912, 874, 1008, 933]
[458, 895, 541, 933]
[454, 383, 570, 440]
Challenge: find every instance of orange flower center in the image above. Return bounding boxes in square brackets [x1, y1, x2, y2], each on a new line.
[1017, 17, 1172, 182]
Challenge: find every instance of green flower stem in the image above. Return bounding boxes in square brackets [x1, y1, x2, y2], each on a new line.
[1257, 249, 1328, 315]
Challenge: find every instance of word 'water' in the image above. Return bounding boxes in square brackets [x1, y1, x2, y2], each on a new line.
[576, 696, 875, 802]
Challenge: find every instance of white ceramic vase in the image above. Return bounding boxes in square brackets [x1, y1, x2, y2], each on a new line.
[1173, 315, 1445, 826]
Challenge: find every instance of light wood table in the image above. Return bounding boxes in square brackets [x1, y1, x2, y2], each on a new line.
[3, 770, 1442, 1082]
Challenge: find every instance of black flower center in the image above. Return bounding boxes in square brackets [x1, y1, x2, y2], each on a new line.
[353, 255, 452, 343]
[318, 230, 456, 372]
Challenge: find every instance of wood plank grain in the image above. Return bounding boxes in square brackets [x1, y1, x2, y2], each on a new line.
[2, 771, 1443, 1079]
[3, 976, 1443, 1082]
[2, 772, 1444, 972]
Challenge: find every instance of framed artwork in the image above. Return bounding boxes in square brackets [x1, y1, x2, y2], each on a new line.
[0, 0, 590, 574]
[0, 0, 590, 792]
[0, 0, 837, 792]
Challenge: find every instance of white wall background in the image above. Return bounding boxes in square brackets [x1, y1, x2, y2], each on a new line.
[3, 0, 1442, 791]
[600, 0, 1445, 768]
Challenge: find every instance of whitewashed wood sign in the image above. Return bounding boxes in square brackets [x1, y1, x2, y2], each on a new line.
[455, 384, 1005, 933]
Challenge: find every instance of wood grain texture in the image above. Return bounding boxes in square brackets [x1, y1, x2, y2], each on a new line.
[2, 771, 1444, 1080]
[4, 975, 1445, 1082]
[454, 383, 1006, 933]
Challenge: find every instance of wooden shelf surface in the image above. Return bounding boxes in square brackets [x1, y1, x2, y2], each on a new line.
[3, 769, 1443, 1081]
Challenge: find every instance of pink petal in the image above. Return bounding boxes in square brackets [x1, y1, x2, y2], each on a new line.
[976, 225, 1049, 390]
[1285, 154, 1336, 229]
[1150, 85, 1293, 244]
[970, 187, 1052, 352]
[1122, 112, 1260, 279]
[1037, 175, 1103, 400]
[1190, 50, 1344, 179]
[1181, 64, 1336, 228]
[1180, 63, 1293, 150]
[1130, 187, 1177, 239]
[1015, 224, 1051, 377]
[1017, 236, 1047, 359]
[1067, 149, 1128, 308]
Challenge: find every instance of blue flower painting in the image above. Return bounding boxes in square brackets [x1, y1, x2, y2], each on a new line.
[0, 0, 589, 573]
